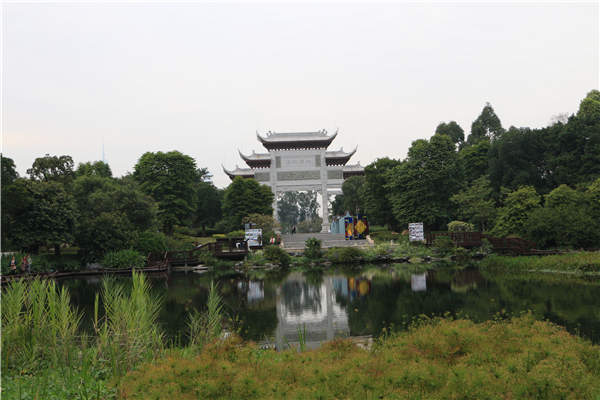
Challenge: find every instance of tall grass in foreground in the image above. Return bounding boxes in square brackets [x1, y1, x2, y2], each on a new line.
[188, 281, 224, 347]
[2, 271, 167, 399]
[94, 271, 164, 378]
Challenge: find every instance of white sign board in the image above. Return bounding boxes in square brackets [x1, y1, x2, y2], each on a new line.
[408, 222, 424, 242]
[245, 229, 262, 247]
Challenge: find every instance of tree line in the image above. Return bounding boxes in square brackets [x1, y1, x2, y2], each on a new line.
[336, 90, 600, 249]
[1, 152, 274, 261]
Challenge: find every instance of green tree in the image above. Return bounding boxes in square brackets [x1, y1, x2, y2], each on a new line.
[1, 155, 18, 184]
[277, 192, 299, 232]
[6, 180, 77, 254]
[27, 154, 75, 184]
[577, 89, 600, 121]
[466, 102, 504, 145]
[331, 194, 345, 217]
[458, 140, 490, 183]
[222, 177, 273, 231]
[487, 126, 553, 194]
[133, 151, 203, 234]
[297, 191, 319, 223]
[490, 186, 540, 237]
[435, 121, 465, 146]
[75, 161, 112, 178]
[450, 176, 497, 231]
[195, 182, 222, 233]
[72, 176, 158, 260]
[525, 184, 600, 248]
[342, 176, 367, 215]
[387, 134, 461, 229]
[363, 157, 401, 227]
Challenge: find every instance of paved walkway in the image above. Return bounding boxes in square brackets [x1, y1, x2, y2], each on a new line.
[281, 232, 372, 250]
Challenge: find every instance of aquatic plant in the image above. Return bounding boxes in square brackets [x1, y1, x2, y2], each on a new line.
[480, 251, 600, 273]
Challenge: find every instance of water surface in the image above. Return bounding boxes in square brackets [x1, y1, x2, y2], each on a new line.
[60, 265, 600, 347]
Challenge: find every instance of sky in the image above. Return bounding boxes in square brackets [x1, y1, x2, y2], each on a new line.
[2, 2, 598, 188]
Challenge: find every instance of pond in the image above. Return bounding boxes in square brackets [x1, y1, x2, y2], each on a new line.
[60, 264, 600, 348]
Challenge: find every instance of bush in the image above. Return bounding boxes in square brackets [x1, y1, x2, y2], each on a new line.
[263, 245, 290, 267]
[325, 247, 365, 264]
[447, 221, 475, 232]
[102, 249, 146, 269]
[132, 231, 168, 256]
[226, 230, 245, 239]
[304, 237, 322, 259]
[369, 231, 400, 243]
[432, 236, 455, 257]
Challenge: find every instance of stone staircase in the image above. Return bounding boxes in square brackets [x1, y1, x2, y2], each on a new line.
[280, 232, 372, 250]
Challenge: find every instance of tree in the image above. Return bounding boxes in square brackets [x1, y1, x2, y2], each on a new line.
[435, 121, 465, 147]
[5, 179, 77, 254]
[577, 89, 600, 121]
[450, 176, 497, 231]
[2, 155, 18, 185]
[76, 161, 112, 178]
[277, 192, 299, 232]
[490, 186, 540, 238]
[27, 154, 75, 184]
[195, 182, 222, 233]
[342, 176, 367, 215]
[466, 103, 504, 145]
[72, 176, 158, 260]
[133, 151, 203, 234]
[331, 195, 345, 217]
[363, 157, 401, 228]
[296, 191, 319, 223]
[221, 177, 273, 231]
[387, 134, 461, 230]
[458, 140, 490, 184]
[487, 126, 552, 194]
[525, 184, 600, 248]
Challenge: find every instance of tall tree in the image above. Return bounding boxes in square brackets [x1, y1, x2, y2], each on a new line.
[72, 175, 158, 260]
[277, 192, 299, 231]
[435, 121, 465, 147]
[133, 151, 202, 234]
[487, 126, 552, 194]
[342, 176, 367, 215]
[27, 154, 75, 184]
[331, 195, 345, 217]
[76, 161, 112, 178]
[195, 182, 222, 233]
[1, 155, 18, 185]
[458, 140, 490, 184]
[450, 176, 497, 231]
[296, 191, 319, 222]
[490, 186, 541, 238]
[222, 177, 274, 231]
[6, 180, 77, 254]
[466, 103, 504, 145]
[363, 157, 401, 227]
[386, 134, 461, 230]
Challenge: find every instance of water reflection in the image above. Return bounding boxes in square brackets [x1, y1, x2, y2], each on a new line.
[275, 272, 350, 349]
[57, 266, 600, 345]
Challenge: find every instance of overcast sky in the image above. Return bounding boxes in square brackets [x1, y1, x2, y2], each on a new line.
[2, 2, 598, 188]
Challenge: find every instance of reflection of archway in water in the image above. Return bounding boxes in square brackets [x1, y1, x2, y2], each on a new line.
[275, 272, 350, 349]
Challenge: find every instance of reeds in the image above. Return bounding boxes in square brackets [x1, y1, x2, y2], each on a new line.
[188, 281, 224, 347]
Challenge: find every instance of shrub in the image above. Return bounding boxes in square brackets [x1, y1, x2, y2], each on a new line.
[132, 231, 168, 256]
[447, 221, 475, 232]
[325, 247, 365, 264]
[226, 230, 245, 238]
[369, 231, 400, 243]
[432, 236, 455, 257]
[263, 245, 291, 267]
[304, 237, 322, 259]
[102, 249, 146, 269]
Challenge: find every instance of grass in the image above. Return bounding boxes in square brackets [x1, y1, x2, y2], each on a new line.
[480, 251, 600, 274]
[117, 313, 600, 399]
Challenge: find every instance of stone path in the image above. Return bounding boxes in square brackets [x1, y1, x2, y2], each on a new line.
[281, 232, 372, 250]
